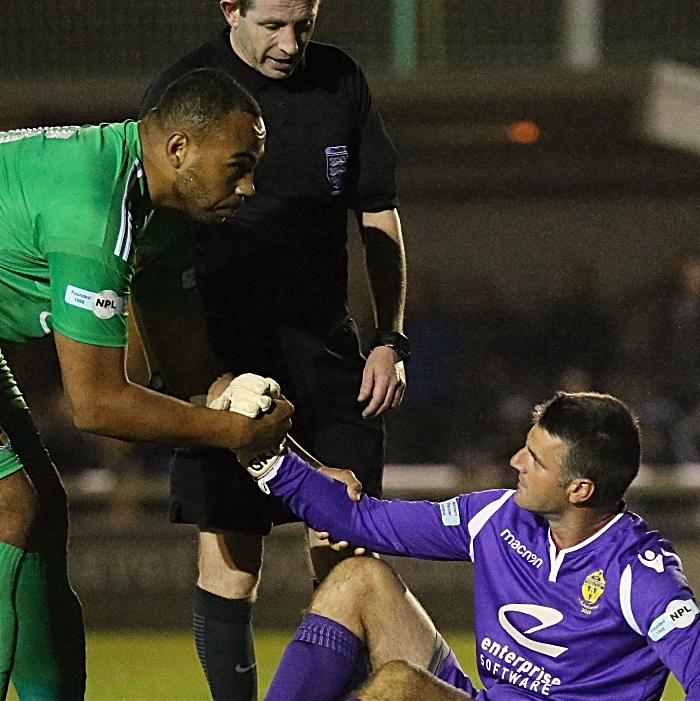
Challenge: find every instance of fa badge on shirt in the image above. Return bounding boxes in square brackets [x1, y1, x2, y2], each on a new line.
[325, 146, 348, 196]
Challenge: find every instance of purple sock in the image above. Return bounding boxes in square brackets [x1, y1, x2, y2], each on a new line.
[265, 613, 368, 701]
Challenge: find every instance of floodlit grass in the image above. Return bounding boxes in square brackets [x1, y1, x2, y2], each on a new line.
[7, 630, 684, 700]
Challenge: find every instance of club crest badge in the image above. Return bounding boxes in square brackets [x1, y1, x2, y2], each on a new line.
[579, 569, 605, 614]
[325, 145, 348, 195]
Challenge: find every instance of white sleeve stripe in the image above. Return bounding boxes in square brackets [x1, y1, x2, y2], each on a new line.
[620, 564, 643, 635]
[114, 159, 139, 261]
[467, 490, 514, 561]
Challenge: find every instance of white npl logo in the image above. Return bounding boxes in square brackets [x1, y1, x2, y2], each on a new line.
[498, 604, 569, 658]
[64, 286, 125, 320]
[649, 599, 699, 641]
[92, 290, 123, 319]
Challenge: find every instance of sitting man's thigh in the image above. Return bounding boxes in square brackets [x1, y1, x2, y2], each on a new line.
[357, 660, 477, 701]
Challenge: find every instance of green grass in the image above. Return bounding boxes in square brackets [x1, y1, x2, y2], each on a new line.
[7, 631, 685, 700]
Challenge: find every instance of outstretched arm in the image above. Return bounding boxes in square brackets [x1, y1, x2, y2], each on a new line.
[261, 452, 471, 561]
[54, 332, 292, 453]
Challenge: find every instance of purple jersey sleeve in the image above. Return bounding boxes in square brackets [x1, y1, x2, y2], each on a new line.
[628, 550, 700, 698]
[266, 453, 473, 560]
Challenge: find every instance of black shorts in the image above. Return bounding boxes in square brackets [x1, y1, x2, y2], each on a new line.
[169, 319, 385, 535]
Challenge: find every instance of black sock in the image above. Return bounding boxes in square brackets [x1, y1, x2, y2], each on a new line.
[194, 586, 257, 701]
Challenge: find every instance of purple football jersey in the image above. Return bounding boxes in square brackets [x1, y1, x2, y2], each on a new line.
[264, 453, 700, 700]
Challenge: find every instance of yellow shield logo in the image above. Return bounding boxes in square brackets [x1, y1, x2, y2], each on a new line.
[582, 569, 606, 605]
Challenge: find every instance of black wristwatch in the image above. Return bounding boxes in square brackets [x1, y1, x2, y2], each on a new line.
[369, 331, 410, 362]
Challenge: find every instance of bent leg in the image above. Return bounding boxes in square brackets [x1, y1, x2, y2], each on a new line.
[0, 352, 85, 701]
[195, 530, 263, 701]
[0, 468, 35, 700]
[265, 558, 441, 701]
[311, 557, 437, 671]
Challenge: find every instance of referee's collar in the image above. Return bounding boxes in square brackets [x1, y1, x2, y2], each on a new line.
[213, 27, 307, 93]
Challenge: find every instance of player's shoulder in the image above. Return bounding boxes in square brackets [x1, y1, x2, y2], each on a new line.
[613, 512, 687, 588]
[610, 513, 699, 640]
[21, 121, 132, 177]
[74, 122, 138, 172]
[454, 488, 518, 524]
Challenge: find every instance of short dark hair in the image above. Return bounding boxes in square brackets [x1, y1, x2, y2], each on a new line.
[533, 392, 640, 508]
[151, 68, 261, 138]
[238, 0, 321, 15]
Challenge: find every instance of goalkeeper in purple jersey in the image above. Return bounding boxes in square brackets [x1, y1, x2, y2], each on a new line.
[230, 391, 700, 701]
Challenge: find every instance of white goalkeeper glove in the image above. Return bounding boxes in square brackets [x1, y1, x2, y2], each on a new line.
[207, 373, 281, 416]
[235, 442, 288, 494]
[207, 373, 288, 492]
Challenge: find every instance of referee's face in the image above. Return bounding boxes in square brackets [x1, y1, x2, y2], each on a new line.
[172, 110, 266, 224]
[223, 0, 319, 79]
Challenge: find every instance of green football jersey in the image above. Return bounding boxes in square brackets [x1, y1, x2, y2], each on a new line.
[0, 121, 196, 347]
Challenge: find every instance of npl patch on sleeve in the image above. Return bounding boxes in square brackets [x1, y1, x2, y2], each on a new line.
[440, 498, 460, 526]
[649, 599, 699, 641]
[65, 285, 126, 319]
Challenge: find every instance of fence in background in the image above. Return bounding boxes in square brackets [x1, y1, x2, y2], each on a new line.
[2, 0, 700, 82]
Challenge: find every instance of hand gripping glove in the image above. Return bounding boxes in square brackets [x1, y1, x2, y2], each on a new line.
[208, 373, 281, 416]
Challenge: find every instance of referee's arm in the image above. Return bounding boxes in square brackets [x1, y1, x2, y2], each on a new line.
[356, 208, 407, 418]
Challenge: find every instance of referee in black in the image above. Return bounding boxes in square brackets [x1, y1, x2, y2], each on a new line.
[140, 1, 408, 699]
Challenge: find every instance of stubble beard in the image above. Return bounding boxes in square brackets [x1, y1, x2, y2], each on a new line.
[173, 165, 220, 224]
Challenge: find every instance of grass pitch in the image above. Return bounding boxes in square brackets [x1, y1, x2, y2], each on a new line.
[7, 630, 684, 700]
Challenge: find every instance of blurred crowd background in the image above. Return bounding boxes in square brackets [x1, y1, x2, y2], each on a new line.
[3, 0, 700, 628]
[3, 0, 700, 483]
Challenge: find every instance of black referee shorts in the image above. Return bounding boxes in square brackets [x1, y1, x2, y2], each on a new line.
[169, 319, 385, 535]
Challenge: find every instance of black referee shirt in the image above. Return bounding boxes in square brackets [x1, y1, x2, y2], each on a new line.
[141, 29, 398, 339]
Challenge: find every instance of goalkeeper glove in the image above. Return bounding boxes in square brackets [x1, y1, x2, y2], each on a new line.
[208, 373, 281, 416]
[235, 443, 287, 494]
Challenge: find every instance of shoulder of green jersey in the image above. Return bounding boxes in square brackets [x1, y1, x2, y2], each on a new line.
[0, 126, 80, 145]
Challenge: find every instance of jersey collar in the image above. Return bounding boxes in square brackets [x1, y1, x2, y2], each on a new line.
[546, 507, 628, 582]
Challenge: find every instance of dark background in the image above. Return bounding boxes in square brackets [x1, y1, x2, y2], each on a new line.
[2, 0, 700, 628]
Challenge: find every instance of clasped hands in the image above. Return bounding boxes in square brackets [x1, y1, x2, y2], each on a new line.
[206, 373, 365, 556]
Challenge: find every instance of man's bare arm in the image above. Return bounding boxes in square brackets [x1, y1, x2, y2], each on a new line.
[357, 208, 407, 418]
[54, 331, 291, 452]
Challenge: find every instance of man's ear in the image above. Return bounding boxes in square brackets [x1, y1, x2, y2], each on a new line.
[220, 0, 242, 27]
[568, 478, 595, 505]
[165, 132, 189, 170]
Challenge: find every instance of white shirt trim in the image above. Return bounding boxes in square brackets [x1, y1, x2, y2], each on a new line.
[620, 564, 643, 635]
[547, 511, 626, 582]
[467, 490, 514, 561]
[114, 159, 141, 261]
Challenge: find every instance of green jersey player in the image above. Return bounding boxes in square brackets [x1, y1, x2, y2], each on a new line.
[0, 69, 292, 700]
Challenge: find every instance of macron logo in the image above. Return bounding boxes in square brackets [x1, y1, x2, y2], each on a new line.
[500, 529, 543, 569]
